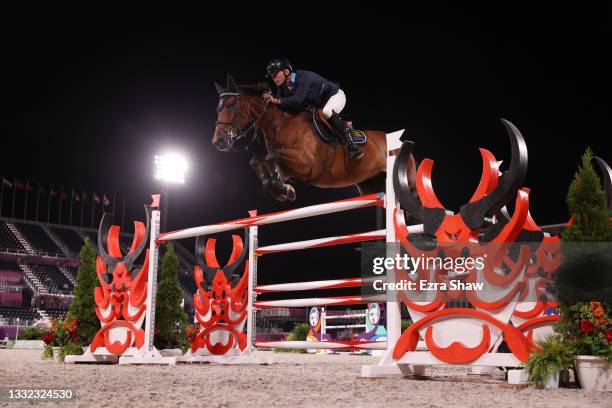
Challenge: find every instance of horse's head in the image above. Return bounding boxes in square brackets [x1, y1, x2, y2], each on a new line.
[213, 74, 270, 152]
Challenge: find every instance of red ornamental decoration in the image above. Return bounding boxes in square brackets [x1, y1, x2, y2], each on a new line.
[191, 231, 249, 355]
[391, 120, 560, 364]
[90, 208, 151, 355]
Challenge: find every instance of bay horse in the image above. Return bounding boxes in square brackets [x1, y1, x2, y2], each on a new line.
[212, 74, 416, 201]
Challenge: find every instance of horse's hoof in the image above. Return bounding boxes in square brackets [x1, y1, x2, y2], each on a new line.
[284, 185, 296, 201]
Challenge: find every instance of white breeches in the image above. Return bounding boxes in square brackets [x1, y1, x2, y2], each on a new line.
[322, 89, 346, 118]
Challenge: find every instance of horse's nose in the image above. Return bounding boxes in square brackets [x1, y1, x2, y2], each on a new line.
[214, 137, 230, 152]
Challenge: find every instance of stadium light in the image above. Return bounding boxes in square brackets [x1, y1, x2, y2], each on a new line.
[154, 153, 188, 184]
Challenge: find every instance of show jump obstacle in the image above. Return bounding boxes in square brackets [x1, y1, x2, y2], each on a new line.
[67, 120, 612, 378]
[305, 304, 388, 352]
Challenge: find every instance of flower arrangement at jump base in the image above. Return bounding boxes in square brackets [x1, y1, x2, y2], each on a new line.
[566, 302, 612, 358]
[554, 302, 612, 391]
[182, 322, 202, 352]
[42, 317, 83, 362]
[526, 302, 611, 390]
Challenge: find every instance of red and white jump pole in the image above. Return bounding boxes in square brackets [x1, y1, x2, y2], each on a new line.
[157, 193, 384, 242]
[254, 295, 386, 309]
[255, 277, 373, 293]
[255, 340, 387, 351]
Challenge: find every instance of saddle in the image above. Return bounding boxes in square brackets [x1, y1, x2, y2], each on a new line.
[310, 109, 368, 148]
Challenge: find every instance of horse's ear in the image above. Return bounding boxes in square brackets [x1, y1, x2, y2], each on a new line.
[226, 73, 238, 91]
[214, 82, 225, 95]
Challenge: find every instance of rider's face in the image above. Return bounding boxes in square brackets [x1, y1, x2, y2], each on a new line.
[272, 70, 288, 86]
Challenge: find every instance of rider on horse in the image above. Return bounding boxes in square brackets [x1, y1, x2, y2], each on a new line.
[263, 58, 364, 160]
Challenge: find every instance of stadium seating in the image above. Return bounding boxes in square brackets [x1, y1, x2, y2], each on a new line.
[15, 223, 62, 255]
[0, 306, 41, 323]
[1, 217, 196, 317]
[28, 264, 73, 294]
[64, 266, 78, 280]
[50, 227, 86, 255]
[44, 309, 67, 319]
[0, 221, 25, 252]
[0, 259, 20, 272]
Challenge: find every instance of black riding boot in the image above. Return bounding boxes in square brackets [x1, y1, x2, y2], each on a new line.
[329, 111, 364, 160]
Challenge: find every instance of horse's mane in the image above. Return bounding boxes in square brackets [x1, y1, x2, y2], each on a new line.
[238, 83, 271, 96]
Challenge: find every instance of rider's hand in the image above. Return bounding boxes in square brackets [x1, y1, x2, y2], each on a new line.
[263, 93, 278, 104]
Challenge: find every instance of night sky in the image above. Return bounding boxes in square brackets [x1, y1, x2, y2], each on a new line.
[2, 5, 610, 282]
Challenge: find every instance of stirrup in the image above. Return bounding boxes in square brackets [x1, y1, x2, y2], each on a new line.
[347, 144, 364, 160]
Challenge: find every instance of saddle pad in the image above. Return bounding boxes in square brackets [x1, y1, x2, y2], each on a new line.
[311, 110, 368, 146]
[311, 110, 339, 148]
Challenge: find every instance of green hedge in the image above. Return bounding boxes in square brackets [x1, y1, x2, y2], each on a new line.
[17, 326, 46, 340]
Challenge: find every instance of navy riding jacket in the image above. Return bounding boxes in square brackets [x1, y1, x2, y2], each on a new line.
[278, 70, 340, 110]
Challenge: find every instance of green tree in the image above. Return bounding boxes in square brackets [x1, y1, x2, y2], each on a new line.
[67, 237, 100, 345]
[154, 243, 188, 349]
[276, 323, 309, 353]
[562, 148, 611, 242]
[556, 149, 612, 303]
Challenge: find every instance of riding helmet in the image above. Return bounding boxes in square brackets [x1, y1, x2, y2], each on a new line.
[266, 58, 293, 78]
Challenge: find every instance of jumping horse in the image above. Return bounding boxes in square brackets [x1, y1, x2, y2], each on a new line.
[212, 74, 417, 201]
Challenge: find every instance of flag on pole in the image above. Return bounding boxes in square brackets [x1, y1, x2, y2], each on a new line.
[103, 194, 110, 207]
[80, 189, 86, 227]
[0, 177, 12, 217]
[58, 187, 67, 224]
[12, 179, 20, 218]
[35, 183, 45, 222]
[47, 185, 55, 222]
[23, 181, 31, 220]
[69, 188, 76, 225]
[91, 192, 97, 228]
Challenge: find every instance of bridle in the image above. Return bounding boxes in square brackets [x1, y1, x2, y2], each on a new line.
[215, 92, 269, 150]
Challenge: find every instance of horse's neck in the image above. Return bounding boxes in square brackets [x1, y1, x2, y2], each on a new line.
[248, 97, 291, 147]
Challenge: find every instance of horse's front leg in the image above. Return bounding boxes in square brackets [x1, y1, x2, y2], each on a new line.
[249, 155, 296, 202]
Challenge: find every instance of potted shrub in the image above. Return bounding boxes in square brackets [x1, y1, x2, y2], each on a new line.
[524, 336, 575, 389]
[556, 302, 612, 391]
[555, 149, 612, 391]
